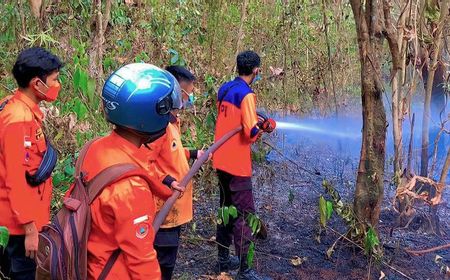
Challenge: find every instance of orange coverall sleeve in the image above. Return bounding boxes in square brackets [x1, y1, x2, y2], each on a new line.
[240, 93, 260, 142]
[2, 123, 35, 225]
[104, 177, 161, 279]
[184, 148, 190, 160]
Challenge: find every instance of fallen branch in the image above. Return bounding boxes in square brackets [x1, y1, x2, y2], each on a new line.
[405, 243, 450, 255]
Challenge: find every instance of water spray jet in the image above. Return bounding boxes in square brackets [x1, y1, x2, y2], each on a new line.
[275, 120, 360, 139]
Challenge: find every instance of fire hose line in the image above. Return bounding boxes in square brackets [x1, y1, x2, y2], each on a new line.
[153, 126, 243, 231]
[153, 125, 326, 230]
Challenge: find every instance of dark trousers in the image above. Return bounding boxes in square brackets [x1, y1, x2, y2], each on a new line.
[216, 169, 255, 270]
[154, 226, 181, 280]
[0, 235, 36, 280]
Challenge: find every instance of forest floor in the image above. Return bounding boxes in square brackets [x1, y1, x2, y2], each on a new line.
[173, 118, 450, 280]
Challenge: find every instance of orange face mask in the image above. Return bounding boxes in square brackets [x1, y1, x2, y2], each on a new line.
[35, 79, 61, 102]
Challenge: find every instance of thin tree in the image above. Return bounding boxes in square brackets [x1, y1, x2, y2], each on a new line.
[350, 0, 388, 229]
[420, 0, 449, 177]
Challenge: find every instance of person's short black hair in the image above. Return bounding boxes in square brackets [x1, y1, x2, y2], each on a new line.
[12, 47, 63, 88]
[237, 50, 260, 76]
[165, 65, 196, 83]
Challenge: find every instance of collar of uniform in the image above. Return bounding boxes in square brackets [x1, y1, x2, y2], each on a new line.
[234, 76, 247, 84]
[234, 76, 253, 91]
[234, 76, 249, 86]
[110, 130, 148, 166]
[169, 112, 179, 124]
[14, 90, 44, 121]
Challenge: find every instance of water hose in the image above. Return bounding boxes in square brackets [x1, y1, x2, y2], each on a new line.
[153, 126, 243, 231]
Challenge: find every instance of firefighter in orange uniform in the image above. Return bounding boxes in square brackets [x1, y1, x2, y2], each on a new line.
[147, 66, 205, 280]
[0, 47, 63, 280]
[82, 63, 184, 280]
[213, 51, 274, 280]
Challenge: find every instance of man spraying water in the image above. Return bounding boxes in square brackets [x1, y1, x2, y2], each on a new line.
[213, 50, 275, 280]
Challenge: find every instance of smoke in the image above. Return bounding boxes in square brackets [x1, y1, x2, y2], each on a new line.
[270, 98, 449, 180]
[272, 114, 363, 158]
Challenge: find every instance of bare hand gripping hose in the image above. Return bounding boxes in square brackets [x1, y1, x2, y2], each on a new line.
[153, 126, 243, 231]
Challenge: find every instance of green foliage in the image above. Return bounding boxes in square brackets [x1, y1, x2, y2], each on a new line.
[222, 206, 229, 225]
[217, 205, 238, 226]
[364, 226, 380, 255]
[182, 76, 217, 149]
[73, 66, 98, 112]
[71, 0, 91, 22]
[168, 49, 186, 66]
[52, 156, 75, 189]
[246, 213, 262, 236]
[318, 196, 333, 227]
[134, 51, 150, 63]
[22, 29, 59, 48]
[0, 2, 19, 48]
[111, 2, 132, 26]
[229, 205, 238, 219]
[320, 181, 383, 260]
[216, 204, 260, 268]
[321, 180, 362, 237]
[51, 156, 75, 212]
[424, 0, 440, 23]
[0, 0, 361, 228]
[247, 241, 255, 268]
[0, 226, 9, 250]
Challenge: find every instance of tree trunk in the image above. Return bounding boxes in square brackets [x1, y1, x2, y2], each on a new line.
[386, 0, 410, 180]
[392, 75, 403, 177]
[321, 0, 338, 117]
[406, 113, 415, 175]
[29, 0, 42, 18]
[232, 0, 249, 73]
[440, 147, 450, 183]
[88, 0, 111, 81]
[350, 0, 387, 229]
[420, 1, 449, 177]
[430, 147, 450, 235]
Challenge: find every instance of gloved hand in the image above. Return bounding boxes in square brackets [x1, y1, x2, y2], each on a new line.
[257, 111, 276, 133]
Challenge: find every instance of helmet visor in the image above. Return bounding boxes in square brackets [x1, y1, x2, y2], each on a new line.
[166, 71, 183, 110]
[156, 72, 183, 115]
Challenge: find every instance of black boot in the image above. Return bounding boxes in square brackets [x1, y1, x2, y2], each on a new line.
[160, 265, 175, 280]
[215, 247, 240, 273]
[237, 268, 272, 280]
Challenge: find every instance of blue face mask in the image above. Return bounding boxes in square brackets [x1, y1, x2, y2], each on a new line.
[183, 92, 195, 108]
[253, 74, 262, 84]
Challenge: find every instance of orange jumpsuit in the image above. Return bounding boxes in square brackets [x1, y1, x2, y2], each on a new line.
[212, 77, 262, 264]
[0, 90, 52, 235]
[81, 131, 172, 280]
[148, 117, 193, 228]
[213, 77, 261, 176]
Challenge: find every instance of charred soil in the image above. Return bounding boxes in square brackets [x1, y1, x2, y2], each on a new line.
[174, 132, 450, 280]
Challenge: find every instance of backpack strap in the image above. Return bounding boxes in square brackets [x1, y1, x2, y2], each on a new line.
[98, 249, 121, 280]
[86, 163, 139, 204]
[75, 138, 100, 177]
[85, 163, 163, 280]
[0, 98, 10, 112]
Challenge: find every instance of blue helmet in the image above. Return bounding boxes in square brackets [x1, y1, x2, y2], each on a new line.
[102, 63, 182, 134]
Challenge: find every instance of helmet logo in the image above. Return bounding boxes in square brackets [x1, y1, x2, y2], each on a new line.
[101, 96, 119, 110]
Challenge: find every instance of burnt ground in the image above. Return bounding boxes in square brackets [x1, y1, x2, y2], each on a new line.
[172, 131, 450, 280]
